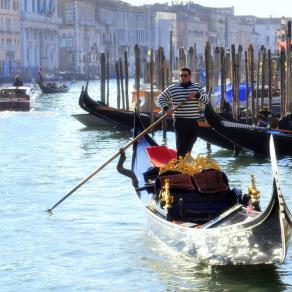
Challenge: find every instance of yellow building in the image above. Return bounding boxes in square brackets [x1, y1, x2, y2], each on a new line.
[0, 0, 21, 78]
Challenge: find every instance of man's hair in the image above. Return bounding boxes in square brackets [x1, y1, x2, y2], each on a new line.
[180, 67, 191, 75]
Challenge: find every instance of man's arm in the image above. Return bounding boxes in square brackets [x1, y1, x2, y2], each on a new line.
[157, 88, 172, 111]
[187, 85, 209, 104]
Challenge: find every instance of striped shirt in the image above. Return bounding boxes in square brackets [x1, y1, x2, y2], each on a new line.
[157, 82, 209, 119]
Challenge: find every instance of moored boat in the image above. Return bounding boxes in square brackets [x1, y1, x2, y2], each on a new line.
[117, 112, 292, 265]
[205, 102, 292, 156]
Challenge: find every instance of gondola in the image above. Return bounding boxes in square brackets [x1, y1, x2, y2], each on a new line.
[205, 102, 292, 156]
[117, 112, 292, 265]
[73, 82, 235, 150]
[38, 81, 70, 94]
[37, 71, 70, 94]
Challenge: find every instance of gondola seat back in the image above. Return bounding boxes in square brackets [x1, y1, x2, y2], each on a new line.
[155, 169, 238, 223]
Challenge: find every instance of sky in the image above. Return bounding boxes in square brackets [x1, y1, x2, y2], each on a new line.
[124, 0, 292, 18]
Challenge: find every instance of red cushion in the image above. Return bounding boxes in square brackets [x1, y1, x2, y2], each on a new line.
[146, 145, 177, 167]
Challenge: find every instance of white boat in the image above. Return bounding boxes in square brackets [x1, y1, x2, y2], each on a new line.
[0, 85, 36, 111]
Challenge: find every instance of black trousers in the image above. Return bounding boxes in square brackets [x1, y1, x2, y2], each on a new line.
[173, 118, 198, 158]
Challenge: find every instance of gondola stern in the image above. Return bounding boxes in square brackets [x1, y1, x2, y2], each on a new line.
[269, 135, 292, 263]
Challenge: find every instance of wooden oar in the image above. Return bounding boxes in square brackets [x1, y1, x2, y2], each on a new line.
[47, 101, 186, 213]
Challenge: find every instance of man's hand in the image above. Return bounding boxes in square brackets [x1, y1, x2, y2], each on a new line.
[187, 91, 197, 101]
[165, 109, 174, 117]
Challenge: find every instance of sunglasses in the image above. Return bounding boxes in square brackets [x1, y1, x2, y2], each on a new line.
[180, 74, 189, 77]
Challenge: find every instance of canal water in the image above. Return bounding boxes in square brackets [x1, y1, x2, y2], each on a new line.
[1, 80, 292, 291]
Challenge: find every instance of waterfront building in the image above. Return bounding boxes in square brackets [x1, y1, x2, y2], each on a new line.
[0, 0, 21, 79]
[254, 17, 282, 53]
[58, 0, 102, 76]
[154, 11, 177, 59]
[20, 0, 61, 79]
[96, 0, 154, 74]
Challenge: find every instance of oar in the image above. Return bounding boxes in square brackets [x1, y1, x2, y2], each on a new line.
[47, 101, 186, 213]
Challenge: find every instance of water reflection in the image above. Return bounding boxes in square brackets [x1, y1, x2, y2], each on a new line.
[209, 265, 286, 292]
[142, 232, 287, 291]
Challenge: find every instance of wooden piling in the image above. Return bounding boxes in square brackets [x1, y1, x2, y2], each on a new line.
[236, 45, 242, 120]
[205, 42, 211, 150]
[268, 49, 272, 111]
[106, 52, 110, 105]
[188, 47, 195, 82]
[119, 58, 125, 110]
[260, 47, 266, 109]
[214, 47, 221, 88]
[286, 21, 292, 113]
[115, 61, 121, 109]
[248, 45, 255, 124]
[149, 49, 155, 129]
[256, 50, 260, 113]
[231, 44, 236, 119]
[134, 45, 141, 112]
[100, 52, 106, 103]
[159, 47, 167, 140]
[280, 47, 286, 115]
[205, 42, 211, 93]
[179, 47, 186, 69]
[245, 50, 249, 124]
[124, 51, 129, 110]
[219, 47, 226, 112]
[169, 30, 173, 84]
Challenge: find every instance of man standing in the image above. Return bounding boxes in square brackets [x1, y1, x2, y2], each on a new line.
[157, 67, 209, 158]
[13, 76, 23, 87]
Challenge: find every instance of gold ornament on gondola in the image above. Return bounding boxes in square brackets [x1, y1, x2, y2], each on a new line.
[159, 179, 173, 209]
[159, 153, 220, 176]
[248, 175, 261, 203]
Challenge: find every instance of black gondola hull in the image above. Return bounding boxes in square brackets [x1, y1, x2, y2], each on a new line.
[38, 82, 70, 94]
[205, 103, 292, 156]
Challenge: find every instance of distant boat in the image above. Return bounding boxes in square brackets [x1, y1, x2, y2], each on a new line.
[38, 82, 71, 94]
[37, 71, 71, 94]
[0, 85, 35, 111]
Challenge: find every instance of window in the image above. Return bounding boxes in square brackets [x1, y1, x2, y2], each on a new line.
[65, 4, 73, 23]
[67, 34, 73, 48]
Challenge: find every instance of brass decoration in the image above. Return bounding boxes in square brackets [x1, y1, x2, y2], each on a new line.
[160, 153, 220, 176]
[248, 175, 261, 203]
[159, 179, 173, 209]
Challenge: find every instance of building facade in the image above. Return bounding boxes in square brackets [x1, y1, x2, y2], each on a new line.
[58, 0, 101, 76]
[97, 1, 154, 74]
[20, 0, 61, 79]
[154, 11, 177, 59]
[0, 0, 21, 79]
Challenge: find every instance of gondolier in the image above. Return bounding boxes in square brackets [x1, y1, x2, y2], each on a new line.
[157, 67, 209, 158]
